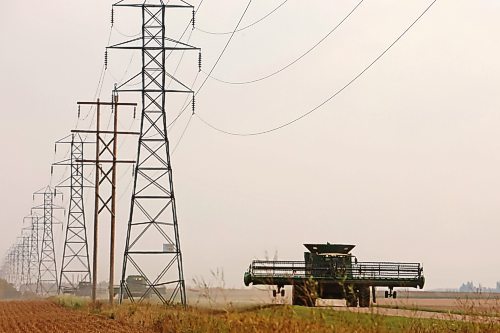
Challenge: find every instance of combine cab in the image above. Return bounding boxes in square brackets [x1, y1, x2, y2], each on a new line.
[244, 243, 424, 307]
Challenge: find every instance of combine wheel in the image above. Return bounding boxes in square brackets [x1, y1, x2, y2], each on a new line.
[393, 291, 397, 299]
[346, 293, 358, 307]
[384, 291, 389, 298]
[358, 286, 370, 308]
[273, 290, 277, 297]
[281, 289, 285, 297]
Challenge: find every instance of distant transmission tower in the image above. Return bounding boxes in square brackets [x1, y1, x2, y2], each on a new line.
[6, 246, 16, 286]
[13, 242, 21, 290]
[33, 186, 63, 295]
[53, 134, 92, 293]
[18, 232, 31, 290]
[110, 0, 201, 304]
[24, 214, 41, 293]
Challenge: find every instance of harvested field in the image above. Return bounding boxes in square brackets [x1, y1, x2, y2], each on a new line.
[0, 301, 151, 333]
[0, 297, 499, 333]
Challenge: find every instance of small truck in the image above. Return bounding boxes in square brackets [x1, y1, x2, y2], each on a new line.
[244, 243, 425, 307]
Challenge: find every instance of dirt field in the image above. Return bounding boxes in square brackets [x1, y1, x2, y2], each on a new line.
[0, 301, 151, 333]
[0, 289, 497, 333]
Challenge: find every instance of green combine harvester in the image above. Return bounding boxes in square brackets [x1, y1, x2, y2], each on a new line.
[244, 243, 425, 307]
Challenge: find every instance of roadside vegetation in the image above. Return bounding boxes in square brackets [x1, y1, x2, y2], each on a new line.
[52, 296, 500, 333]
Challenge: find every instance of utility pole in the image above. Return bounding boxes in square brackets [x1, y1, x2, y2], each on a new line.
[110, 0, 200, 305]
[33, 186, 63, 295]
[73, 95, 137, 303]
[53, 134, 93, 293]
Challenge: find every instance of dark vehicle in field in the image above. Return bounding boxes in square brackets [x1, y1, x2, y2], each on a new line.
[244, 243, 425, 307]
[121, 275, 167, 300]
[61, 281, 92, 297]
[75, 281, 92, 297]
[122, 275, 148, 299]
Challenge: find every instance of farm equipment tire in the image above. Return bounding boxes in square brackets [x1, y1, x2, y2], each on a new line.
[346, 293, 358, 307]
[358, 286, 370, 307]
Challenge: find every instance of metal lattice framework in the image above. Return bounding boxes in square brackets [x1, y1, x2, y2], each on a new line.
[110, 0, 200, 305]
[33, 186, 63, 295]
[54, 134, 92, 292]
[6, 246, 16, 286]
[26, 215, 41, 292]
[18, 233, 31, 290]
[12, 242, 21, 290]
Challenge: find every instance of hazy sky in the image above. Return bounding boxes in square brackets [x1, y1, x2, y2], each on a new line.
[1, 0, 499, 290]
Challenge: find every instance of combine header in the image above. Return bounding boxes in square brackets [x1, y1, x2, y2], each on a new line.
[244, 243, 424, 307]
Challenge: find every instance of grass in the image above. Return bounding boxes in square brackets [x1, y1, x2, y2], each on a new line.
[52, 298, 500, 333]
[53, 294, 89, 310]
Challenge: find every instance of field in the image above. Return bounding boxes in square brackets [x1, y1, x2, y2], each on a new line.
[0, 290, 499, 333]
[0, 300, 152, 333]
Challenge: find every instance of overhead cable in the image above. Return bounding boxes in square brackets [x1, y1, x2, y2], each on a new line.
[204, 0, 364, 85]
[196, 0, 288, 35]
[196, 0, 439, 137]
[167, 0, 254, 128]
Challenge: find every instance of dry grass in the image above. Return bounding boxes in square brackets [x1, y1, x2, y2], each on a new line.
[63, 300, 500, 333]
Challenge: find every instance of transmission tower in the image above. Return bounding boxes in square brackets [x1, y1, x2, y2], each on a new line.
[110, 0, 200, 305]
[53, 134, 93, 293]
[17, 232, 31, 291]
[24, 214, 41, 293]
[13, 242, 21, 290]
[6, 246, 15, 286]
[33, 186, 63, 295]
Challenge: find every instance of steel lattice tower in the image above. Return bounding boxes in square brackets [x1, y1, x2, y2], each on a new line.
[6, 246, 15, 286]
[18, 233, 31, 291]
[25, 214, 41, 292]
[33, 187, 62, 295]
[13, 243, 21, 290]
[110, 0, 200, 304]
[55, 134, 92, 292]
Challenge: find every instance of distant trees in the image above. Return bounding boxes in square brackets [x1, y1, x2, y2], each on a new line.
[0, 279, 21, 299]
[459, 281, 500, 293]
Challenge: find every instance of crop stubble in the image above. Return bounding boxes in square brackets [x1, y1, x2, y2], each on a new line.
[0, 301, 150, 333]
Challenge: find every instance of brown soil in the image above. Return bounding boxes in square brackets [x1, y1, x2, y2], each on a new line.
[0, 301, 152, 333]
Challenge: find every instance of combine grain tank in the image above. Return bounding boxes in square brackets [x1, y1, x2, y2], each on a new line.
[244, 243, 424, 307]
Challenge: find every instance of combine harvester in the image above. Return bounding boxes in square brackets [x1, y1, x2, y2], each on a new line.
[244, 243, 424, 307]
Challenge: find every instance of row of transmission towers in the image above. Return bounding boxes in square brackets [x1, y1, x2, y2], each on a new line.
[1, 0, 199, 306]
[1, 187, 64, 295]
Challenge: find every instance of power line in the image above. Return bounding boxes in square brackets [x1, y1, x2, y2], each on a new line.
[203, 0, 364, 85]
[168, 71, 200, 129]
[172, 114, 194, 155]
[196, 0, 439, 137]
[196, 0, 288, 35]
[167, 0, 254, 129]
[198, 0, 253, 93]
[79, 26, 114, 132]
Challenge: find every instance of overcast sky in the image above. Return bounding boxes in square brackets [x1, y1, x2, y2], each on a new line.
[0, 0, 499, 291]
